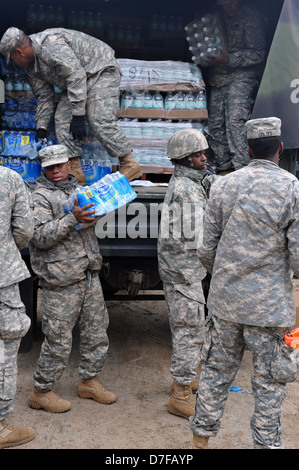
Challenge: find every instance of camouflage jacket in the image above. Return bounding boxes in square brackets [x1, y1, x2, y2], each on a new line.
[0, 166, 34, 288]
[199, 159, 299, 327]
[26, 28, 118, 129]
[29, 174, 102, 288]
[208, 3, 266, 87]
[158, 164, 217, 286]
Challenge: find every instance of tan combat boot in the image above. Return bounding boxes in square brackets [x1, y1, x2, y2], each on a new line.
[69, 156, 86, 186]
[168, 382, 195, 419]
[0, 420, 36, 448]
[171, 378, 199, 394]
[78, 378, 117, 404]
[29, 388, 72, 413]
[192, 434, 209, 449]
[118, 153, 142, 182]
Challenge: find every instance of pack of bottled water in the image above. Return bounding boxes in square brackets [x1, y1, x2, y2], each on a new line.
[64, 171, 137, 230]
[185, 14, 227, 66]
[117, 119, 205, 167]
[1, 130, 39, 158]
[118, 59, 203, 89]
[0, 155, 41, 183]
[1, 97, 37, 130]
[81, 142, 112, 185]
[120, 89, 206, 111]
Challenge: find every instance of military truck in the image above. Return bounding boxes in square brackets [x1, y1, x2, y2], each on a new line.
[0, 0, 297, 351]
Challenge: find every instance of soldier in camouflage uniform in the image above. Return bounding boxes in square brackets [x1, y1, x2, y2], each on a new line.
[0, 27, 142, 185]
[190, 117, 299, 449]
[28, 145, 116, 413]
[158, 129, 217, 420]
[0, 166, 36, 447]
[204, 0, 266, 173]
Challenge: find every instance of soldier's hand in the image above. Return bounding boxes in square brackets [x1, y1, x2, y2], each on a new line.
[205, 50, 229, 65]
[72, 197, 96, 224]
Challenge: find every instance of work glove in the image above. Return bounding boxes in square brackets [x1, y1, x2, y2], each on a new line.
[69, 115, 87, 141]
[35, 128, 47, 143]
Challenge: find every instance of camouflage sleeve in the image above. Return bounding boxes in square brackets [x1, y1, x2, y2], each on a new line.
[30, 76, 56, 129]
[31, 193, 78, 249]
[198, 184, 222, 273]
[41, 40, 87, 115]
[11, 175, 34, 250]
[201, 174, 219, 197]
[228, 14, 266, 68]
[286, 182, 299, 276]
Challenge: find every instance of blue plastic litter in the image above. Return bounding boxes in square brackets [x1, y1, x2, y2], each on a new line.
[230, 386, 253, 394]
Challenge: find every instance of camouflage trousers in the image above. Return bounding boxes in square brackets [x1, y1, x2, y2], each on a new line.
[33, 273, 109, 391]
[208, 78, 259, 171]
[54, 66, 132, 160]
[190, 315, 293, 448]
[164, 283, 206, 385]
[0, 284, 31, 421]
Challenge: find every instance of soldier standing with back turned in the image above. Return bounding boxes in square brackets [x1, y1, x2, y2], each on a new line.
[190, 117, 299, 449]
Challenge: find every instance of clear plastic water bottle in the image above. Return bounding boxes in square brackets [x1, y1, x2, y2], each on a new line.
[77, 11, 86, 31]
[37, 4, 46, 29]
[131, 91, 144, 109]
[27, 3, 37, 31]
[165, 92, 175, 110]
[153, 92, 164, 110]
[185, 93, 196, 110]
[95, 12, 104, 34]
[195, 91, 207, 109]
[121, 90, 133, 109]
[5, 75, 14, 92]
[86, 12, 95, 34]
[107, 24, 116, 41]
[67, 11, 78, 29]
[174, 92, 185, 110]
[55, 6, 65, 27]
[46, 5, 55, 28]
[143, 91, 153, 109]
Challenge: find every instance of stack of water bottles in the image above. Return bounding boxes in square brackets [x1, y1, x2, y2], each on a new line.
[64, 171, 137, 230]
[185, 14, 227, 66]
[81, 142, 113, 185]
[1, 97, 37, 130]
[117, 119, 205, 167]
[0, 131, 42, 183]
[120, 89, 206, 111]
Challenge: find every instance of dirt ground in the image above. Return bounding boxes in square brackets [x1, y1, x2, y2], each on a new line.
[10, 293, 299, 451]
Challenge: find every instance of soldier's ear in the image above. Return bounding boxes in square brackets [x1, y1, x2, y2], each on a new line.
[278, 142, 284, 155]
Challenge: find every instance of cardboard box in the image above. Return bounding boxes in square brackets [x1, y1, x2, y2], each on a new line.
[117, 108, 208, 121]
[292, 279, 299, 329]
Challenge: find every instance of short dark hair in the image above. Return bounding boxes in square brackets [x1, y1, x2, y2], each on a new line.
[11, 33, 30, 54]
[247, 136, 280, 159]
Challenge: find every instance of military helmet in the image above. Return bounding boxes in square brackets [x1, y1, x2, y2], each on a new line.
[167, 129, 208, 160]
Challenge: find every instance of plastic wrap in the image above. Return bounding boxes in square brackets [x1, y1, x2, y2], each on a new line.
[118, 59, 203, 90]
[64, 171, 137, 230]
[185, 13, 228, 66]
